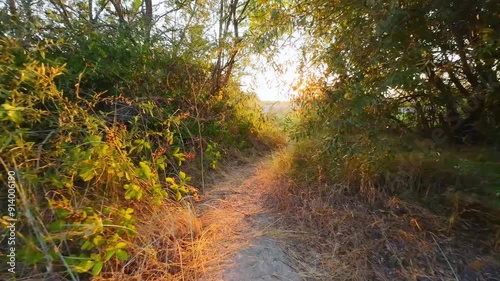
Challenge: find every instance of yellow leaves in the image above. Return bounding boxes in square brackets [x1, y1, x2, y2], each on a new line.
[1, 216, 14, 227]
[172, 147, 186, 166]
[123, 183, 143, 200]
[343, 93, 353, 100]
[104, 241, 129, 262]
[166, 132, 174, 145]
[1, 103, 25, 124]
[130, 139, 151, 153]
[166, 171, 192, 201]
[75, 72, 84, 98]
[93, 235, 105, 247]
[113, 241, 127, 250]
[122, 208, 134, 220]
[175, 190, 182, 201]
[82, 215, 104, 238]
[139, 161, 153, 179]
[214, 90, 224, 101]
[480, 27, 495, 42]
[179, 171, 187, 180]
[40, 62, 46, 76]
[74, 259, 94, 273]
[73, 255, 104, 276]
[79, 164, 96, 182]
[166, 177, 176, 185]
[36, 62, 65, 79]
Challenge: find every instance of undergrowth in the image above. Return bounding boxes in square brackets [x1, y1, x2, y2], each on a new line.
[268, 71, 500, 279]
[0, 36, 282, 280]
[268, 147, 500, 280]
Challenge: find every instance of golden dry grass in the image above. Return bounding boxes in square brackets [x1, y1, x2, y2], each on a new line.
[194, 156, 290, 280]
[265, 149, 500, 281]
[94, 199, 202, 281]
[95, 154, 286, 281]
[93, 149, 499, 281]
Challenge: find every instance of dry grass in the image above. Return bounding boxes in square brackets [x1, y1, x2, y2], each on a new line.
[194, 156, 273, 280]
[263, 149, 500, 281]
[91, 149, 499, 281]
[93, 199, 202, 281]
[94, 154, 270, 281]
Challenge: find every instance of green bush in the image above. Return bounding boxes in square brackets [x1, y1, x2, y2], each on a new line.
[0, 38, 199, 277]
[289, 78, 500, 214]
[0, 25, 285, 277]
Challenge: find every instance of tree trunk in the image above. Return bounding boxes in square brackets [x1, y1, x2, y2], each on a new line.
[212, 0, 225, 94]
[109, 0, 125, 23]
[89, 0, 93, 23]
[145, 0, 152, 41]
[8, 0, 17, 17]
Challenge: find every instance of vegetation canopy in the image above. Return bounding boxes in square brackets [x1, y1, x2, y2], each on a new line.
[0, 0, 499, 280]
[0, 0, 282, 279]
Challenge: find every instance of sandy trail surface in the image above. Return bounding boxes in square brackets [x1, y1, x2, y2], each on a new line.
[197, 156, 302, 281]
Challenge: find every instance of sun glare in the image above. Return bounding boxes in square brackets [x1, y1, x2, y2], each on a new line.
[240, 44, 304, 102]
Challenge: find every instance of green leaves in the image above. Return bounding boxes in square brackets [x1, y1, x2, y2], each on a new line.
[206, 141, 222, 169]
[17, 237, 45, 265]
[92, 261, 104, 276]
[121, 208, 134, 220]
[74, 234, 131, 276]
[79, 164, 96, 181]
[172, 147, 186, 166]
[151, 184, 168, 204]
[88, 135, 102, 145]
[179, 171, 190, 182]
[132, 0, 142, 13]
[81, 235, 105, 251]
[130, 139, 151, 153]
[124, 183, 143, 200]
[139, 161, 153, 179]
[115, 249, 129, 261]
[74, 259, 95, 273]
[166, 176, 176, 186]
[104, 242, 129, 262]
[166, 170, 192, 201]
[71, 253, 105, 276]
[48, 220, 65, 232]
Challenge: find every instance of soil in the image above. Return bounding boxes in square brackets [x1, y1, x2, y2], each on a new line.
[197, 156, 302, 281]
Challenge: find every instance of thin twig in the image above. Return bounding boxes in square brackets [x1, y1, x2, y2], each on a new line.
[36, 130, 56, 169]
[429, 232, 460, 281]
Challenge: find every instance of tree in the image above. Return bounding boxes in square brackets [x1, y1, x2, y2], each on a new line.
[210, 0, 252, 94]
[289, 0, 499, 145]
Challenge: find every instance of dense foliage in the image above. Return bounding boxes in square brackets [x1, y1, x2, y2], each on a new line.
[293, 0, 499, 144]
[1, 0, 498, 279]
[285, 0, 500, 219]
[0, 0, 282, 279]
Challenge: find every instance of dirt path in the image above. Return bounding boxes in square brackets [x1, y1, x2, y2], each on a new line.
[192, 153, 500, 281]
[197, 156, 302, 281]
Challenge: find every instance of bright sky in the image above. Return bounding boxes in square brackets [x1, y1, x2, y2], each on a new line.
[240, 45, 301, 102]
[240, 66, 298, 101]
[150, 0, 303, 102]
